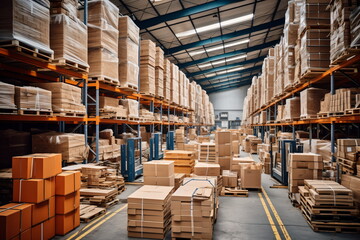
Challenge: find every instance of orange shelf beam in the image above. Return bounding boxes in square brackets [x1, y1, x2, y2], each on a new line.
[0, 114, 86, 123]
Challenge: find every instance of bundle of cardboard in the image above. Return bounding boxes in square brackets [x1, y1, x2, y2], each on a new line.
[163, 150, 195, 174]
[127, 185, 173, 239]
[143, 160, 175, 186]
[139, 40, 156, 95]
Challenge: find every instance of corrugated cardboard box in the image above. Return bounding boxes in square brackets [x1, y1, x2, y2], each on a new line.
[13, 177, 55, 203]
[15, 86, 52, 111]
[241, 163, 262, 189]
[55, 207, 80, 235]
[194, 163, 220, 176]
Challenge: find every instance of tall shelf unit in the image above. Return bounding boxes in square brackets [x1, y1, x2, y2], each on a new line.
[247, 54, 360, 180]
[0, 47, 211, 164]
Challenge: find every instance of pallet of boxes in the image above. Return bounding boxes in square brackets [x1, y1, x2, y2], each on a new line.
[0, 153, 81, 239]
[337, 139, 360, 175]
[140, 40, 156, 96]
[163, 150, 195, 175]
[299, 180, 360, 233]
[143, 160, 175, 187]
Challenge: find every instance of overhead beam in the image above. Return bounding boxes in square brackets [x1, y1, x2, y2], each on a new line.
[165, 18, 285, 55]
[188, 56, 265, 77]
[204, 77, 252, 89]
[196, 65, 261, 83]
[135, 0, 244, 29]
[207, 81, 251, 93]
[178, 40, 278, 69]
[202, 75, 254, 88]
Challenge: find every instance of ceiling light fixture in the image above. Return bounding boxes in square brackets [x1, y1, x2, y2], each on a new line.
[198, 54, 246, 68]
[189, 38, 250, 56]
[176, 13, 254, 38]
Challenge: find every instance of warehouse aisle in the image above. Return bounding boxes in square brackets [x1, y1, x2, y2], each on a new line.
[58, 157, 360, 240]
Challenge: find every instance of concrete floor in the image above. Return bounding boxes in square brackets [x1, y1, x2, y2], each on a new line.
[57, 154, 360, 240]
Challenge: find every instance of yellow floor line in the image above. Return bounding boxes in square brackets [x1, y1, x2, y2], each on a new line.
[258, 192, 281, 240]
[74, 204, 128, 240]
[66, 212, 112, 240]
[262, 187, 292, 240]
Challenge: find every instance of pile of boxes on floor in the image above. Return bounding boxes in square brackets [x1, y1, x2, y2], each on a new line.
[241, 0, 360, 126]
[0, 153, 80, 239]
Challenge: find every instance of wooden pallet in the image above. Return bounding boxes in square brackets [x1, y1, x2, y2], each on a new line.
[18, 108, 53, 116]
[345, 108, 360, 115]
[220, 187, 248, 197]
[52, 58, 89, 73]
[317, 112, 328, 118]
[128, 116, 140, 122]
[101, 198, 119, 209]
[99, 115, 127, 121]
[0, 40, 53, 62]
[89, 77, 120, 87]
[330, 48, 360, 65]
[300, 115, 318, 120]
[139, 92, 155, 97]
[53, 111, 86, 117]
[288, 193, 300, 208]
[300, 68, 329, 80]
[119, 83, 138, 92]
[327, 111, 345, 117]
[80, 204, 106, 223]
[0, 108, 17, 115]
[305, 217, 360, 233]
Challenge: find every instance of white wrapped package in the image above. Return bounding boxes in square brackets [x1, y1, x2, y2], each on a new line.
[120, 99, 139, 118]
[0, 82, 16, 109]
[88, 0, 119, 29]
[0, 0, 53, 55]
[15, 86, 52, 111]
[50, 14, 88, 67]
[118, 16, 140, 44]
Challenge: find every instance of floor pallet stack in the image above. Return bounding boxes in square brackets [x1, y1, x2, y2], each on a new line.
[300, 180, 360, 233]
[175, 128, 185, 149]
[163, 150, 195, 175]
[215, 131, 232, 171]
[171, 179, 216, 239]
[199, 142, 216, 163]
[127, 185, 173, 239]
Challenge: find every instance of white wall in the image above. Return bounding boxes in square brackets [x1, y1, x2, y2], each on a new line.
[209, 85, 250, 121]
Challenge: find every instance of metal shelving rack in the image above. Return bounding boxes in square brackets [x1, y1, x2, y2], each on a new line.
[248, 54, 360, 181]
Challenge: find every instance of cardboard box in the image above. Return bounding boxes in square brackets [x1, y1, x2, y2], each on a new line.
[194, 163, 221, 176]
[55, 171, 81, 196]
[32, 196, 55, 226]
[216, 143, 231, 157]
[31, 217, 55, 240]
[217, 156, 231, 171]
[12, 153, 62, 179]
[241, 164, 262, 189]
[215, 131, 231, 144]
[143, 160, 174, 177]
[143, 175, 175, 186]
[55, 191, 80, 215]
[55, 208, 80, 235]
[222, 170, 238, 187]
[13, 177, 55, 203]
[0, 203, 32, 237]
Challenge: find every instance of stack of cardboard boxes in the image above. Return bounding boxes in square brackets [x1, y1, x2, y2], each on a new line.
[170, 64, 179, 105]
[15, 86, 52, 113]
[118, 16, 140, 89]
[127, 185, 173, 239]
[163, 150, 195, 174]
[240, 163, 262, 189]
[88, 0, 119, 84]
[288, 153, 323, 193]
[155, 47, 164, 98]
[222, 170, 238, 188]
[242, 135, 262, 154]
[337, 139, 360, 174]
[55, 171, 81, 235]
[1, 153, 80, 238]
[140, 40, 156, 95]
[50, 0, 88, 71]
[143, 160, 175, 186]
[163, 59, 171, 102]
[215, 131, 232, 171]
[175, 128, 185, 150]
[91, 96, 127, 119]
[194, 163, 221, 177]
[171, 181, 215, 239]
[199, 142, 216, 163]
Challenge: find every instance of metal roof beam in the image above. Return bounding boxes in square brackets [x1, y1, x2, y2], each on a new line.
[196, 65, 261, 83]
[202, 75, 254, 88]
[207, 82, 251, 93]
[178, 40, 277, 69]
[135, 0, 244, 29]
[188, 56, 265, 77]
[165, 18, 284, 55]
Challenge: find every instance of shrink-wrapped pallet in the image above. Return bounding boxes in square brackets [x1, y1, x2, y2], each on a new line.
[118, 16, 139, 44]
[283, 97, 300, 121]
[163, 59, 171, 101]
[88, 48, 119, 83]
[120, 99, 139, 118]
[350, 6, 360, 47]
[32, 132, 88, 163]
[88, 18, 118, 51]
[88, 0, 118, 29]
[0, 0, 53, 56]
[50, 14, 88, 68]
[49, 0, 78, 19]
[118, 37, 139, 88]
[32, 82, 85, 114]
[15, 86, 52, 111]
[300, 88, 327, 118]
[0, 82, 16, 109]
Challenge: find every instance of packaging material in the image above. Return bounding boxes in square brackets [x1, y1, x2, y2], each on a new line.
[300, 88, 327, 118]
[341, 174, 360, 208]
[32, 132, 88, 163]
[143, 160, 175, 186]
[0, 0, 53, 55]
[0, 203, 32, 240]
[127, 185, 173, 239]
[55, 191, 80, 214]
[13, 177, 55, 203]
[283, 97, 300, 121]
[194, 162, 220, 176]
[15, 86, 52, 111]
[350, 6, 360, 47]
[0, 82, 16, 109]
[240, 163, 262, 189]
[50, 14, 88, 68]
[50, 0, 78, 19]
[12, 153, 62, 179]
[222, 170, 238, 188]
[120, 99, 139, 118]
[32, 82, 86, 114]
[288, 153, 323, 193]
[118, 16, 139, 44]
[88, 48, 119, 83]
[31, 216, 55, 239]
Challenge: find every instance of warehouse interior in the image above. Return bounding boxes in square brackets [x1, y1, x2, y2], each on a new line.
[0, 0, 360, 239]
